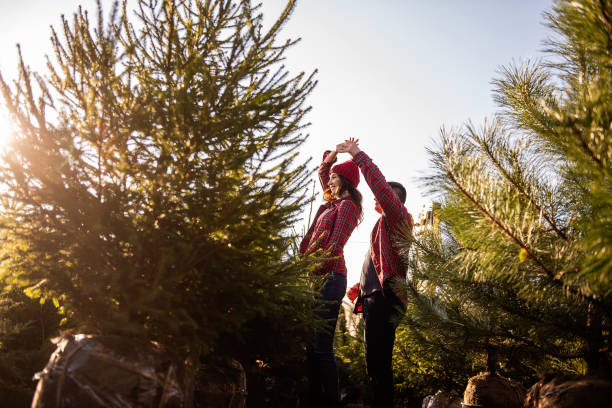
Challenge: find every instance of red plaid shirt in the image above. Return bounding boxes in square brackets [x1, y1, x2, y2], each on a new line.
[299, 155, 359, 276]
[348, 151, 413, 307]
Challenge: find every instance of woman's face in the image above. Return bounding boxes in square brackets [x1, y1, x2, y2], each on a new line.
[328, 172, 342, 197]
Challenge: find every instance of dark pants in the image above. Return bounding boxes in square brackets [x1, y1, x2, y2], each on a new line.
[306, 272, 347, 407]
[363, 288, 404, 408]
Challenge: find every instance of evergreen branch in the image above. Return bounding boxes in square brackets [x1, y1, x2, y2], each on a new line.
[163, 0, 177, 70]
[16, 45, 45, 132]
[472, 124, 568, 241]
[500, 327, 585, 360]
[445, 169, 552, 276]
[598, 0, 612, 34]
[493, 61, 559, 139]
[444, 166, 610, 318]
[259, 0, 296, 46]
[568, 119, 604, 170]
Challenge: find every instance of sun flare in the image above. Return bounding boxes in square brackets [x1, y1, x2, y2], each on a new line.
[0, 107, 14, 147]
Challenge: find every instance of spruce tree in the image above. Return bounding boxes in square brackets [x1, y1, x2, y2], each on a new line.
[0, 0, 317, 360]
[397, 0, 612, 383]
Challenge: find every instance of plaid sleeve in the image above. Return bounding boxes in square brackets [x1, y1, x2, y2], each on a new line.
[323, 200, 358, 262]
[299, 204, 328, 254]
[318, 150, 336, 191]
[353, 151, 409, 225]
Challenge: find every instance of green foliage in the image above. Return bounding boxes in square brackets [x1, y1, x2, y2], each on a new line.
[392, 324, 475, 399]
[397, 222, 552, 390]
[395, 0, 612, 390]
[0, 287, 60, 406]
[0, 0, 318, 358]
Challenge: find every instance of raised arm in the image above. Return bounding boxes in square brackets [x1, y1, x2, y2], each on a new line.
[341, 141, 407, 223]
[318, 150, 337, 191]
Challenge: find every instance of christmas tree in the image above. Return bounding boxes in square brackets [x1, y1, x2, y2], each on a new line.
[0, 0, 318, 362]
[397, 0, 612, 386]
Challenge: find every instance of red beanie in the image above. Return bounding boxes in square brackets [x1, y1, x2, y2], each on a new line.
[331, 160, 360, 187]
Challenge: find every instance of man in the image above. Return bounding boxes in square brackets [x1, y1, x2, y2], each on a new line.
[340, 138, 413, 408]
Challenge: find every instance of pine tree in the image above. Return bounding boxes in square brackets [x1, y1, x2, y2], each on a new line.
[0, 0, 318, 360]
[397, 0, 612, 383]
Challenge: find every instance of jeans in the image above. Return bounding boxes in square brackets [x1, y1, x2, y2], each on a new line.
[306, 272, 347, 407]
[363, 286, 405, 408]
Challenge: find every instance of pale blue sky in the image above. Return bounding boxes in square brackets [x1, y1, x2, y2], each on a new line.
[0, 0, 554, 286]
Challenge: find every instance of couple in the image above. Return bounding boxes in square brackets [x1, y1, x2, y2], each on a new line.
[300, 138, 413, 407]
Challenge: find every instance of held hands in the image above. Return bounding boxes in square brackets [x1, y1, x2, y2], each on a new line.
[326, 138, 361, 162]
[337, 137, 361, 157]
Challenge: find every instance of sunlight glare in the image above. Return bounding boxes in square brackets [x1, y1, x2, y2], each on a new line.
[0, 107, 14, 148]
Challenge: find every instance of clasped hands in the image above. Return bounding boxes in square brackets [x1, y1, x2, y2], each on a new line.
[335, 137, 361, 157]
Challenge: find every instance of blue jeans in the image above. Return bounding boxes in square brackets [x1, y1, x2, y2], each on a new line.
[306, 272, 347, 407]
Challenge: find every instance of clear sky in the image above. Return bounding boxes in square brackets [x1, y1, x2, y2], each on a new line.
[0, 0, 554, 287]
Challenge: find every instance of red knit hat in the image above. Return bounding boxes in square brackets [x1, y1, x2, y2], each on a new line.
[331, 160, 360, 187]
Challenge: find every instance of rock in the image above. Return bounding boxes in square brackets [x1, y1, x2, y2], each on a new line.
[31, 334, 192, 408]
[422, 389, 461, 408]
[524, 372, 612, 408]
[462, 371, 524, 408]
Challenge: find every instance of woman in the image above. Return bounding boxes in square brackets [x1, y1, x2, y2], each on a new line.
[300, 145, 362, 407]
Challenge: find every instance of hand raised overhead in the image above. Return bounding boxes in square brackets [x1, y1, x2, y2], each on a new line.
[338, 137, 361, 156]
[335, 142, 348, 152]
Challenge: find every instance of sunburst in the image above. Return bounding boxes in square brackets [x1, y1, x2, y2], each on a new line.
[0, 107, 15, 147]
